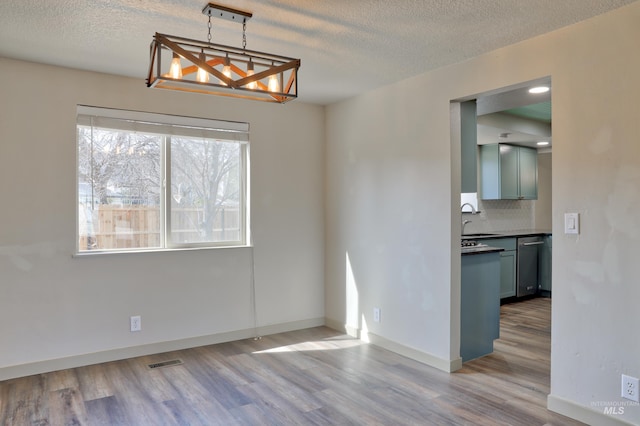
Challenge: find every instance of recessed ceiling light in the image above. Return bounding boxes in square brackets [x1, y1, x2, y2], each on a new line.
[529, 86, 550, 94]
[537, 141, 550, 146]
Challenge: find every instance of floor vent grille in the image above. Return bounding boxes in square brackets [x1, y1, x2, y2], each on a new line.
[147, 359, 183, 369]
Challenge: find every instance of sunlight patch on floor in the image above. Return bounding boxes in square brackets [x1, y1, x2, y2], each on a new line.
[252, 338, 363, 354]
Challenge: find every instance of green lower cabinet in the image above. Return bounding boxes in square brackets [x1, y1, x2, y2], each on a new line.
[499, 250, 517, 298]
[461, 251, 501, 362]
[484, 238, 517, 299]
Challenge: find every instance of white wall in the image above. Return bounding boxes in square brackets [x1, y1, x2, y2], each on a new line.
[0, 58, 325, 379]
[325, 2, 640, 424]
[325, 75, 458, 368]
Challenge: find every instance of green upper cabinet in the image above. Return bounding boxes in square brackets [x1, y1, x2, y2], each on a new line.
[460, 100, 478, 193]
[480, 143, 538, 200]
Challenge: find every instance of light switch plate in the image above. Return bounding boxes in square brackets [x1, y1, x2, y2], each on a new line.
[564, 213, 579, 234]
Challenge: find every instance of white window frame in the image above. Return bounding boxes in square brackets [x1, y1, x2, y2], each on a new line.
[76, 105, 250, 254]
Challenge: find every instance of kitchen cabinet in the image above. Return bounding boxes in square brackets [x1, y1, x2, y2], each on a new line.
[480, 144, 538, 200]
[460, 100, 478, 193]
[484, 237, 517, 299]
[461, 250, 501, 362]
[539, 234, 552, 294]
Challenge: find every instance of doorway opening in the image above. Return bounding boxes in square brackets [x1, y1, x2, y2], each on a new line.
[454, 76, 553, 370]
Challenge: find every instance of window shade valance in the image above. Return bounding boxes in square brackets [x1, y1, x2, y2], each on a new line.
[77, 105, 250, 142]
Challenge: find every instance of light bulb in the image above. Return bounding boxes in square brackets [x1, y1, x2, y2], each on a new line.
[169, 53, 182, 79]
[268, 74, 280, 93]
[220, 55, 231, 86]
[528, 86, 549, 94]
[246, 60, 257, 90]
[223, 64, 231, 79]
[196, 51, 209, 83]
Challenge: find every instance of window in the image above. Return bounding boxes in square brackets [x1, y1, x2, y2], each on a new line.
[77, 106, 249, 253]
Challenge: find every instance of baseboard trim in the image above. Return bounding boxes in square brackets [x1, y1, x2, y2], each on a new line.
[367, 332, 462, 373]
[548, 394, 637, 426]
[324, 318, 360, 338]
[0, 317, 324, 381]
[324, 318, 461, 373]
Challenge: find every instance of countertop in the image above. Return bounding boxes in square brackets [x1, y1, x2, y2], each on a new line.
[461, 246, 504, 256]
[461, 229, 551, 240]
[460, 229, 551, 255]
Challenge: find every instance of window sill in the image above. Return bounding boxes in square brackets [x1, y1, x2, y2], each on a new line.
[73, 244, 252, 258]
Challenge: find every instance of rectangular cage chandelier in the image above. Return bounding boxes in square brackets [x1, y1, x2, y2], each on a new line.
[147, 3, 300, 103]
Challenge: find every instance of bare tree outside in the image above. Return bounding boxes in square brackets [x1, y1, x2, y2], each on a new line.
[170, 137, 241, 243]
[77, 127, 162, 206]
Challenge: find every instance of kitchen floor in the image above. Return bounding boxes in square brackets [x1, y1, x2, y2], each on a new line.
[459, 297, 572, 421]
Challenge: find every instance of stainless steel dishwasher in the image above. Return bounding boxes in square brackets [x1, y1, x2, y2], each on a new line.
[517, 236, 544, 297]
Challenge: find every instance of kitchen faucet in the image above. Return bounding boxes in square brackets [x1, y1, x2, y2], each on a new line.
[462, 219, 472, 235]
[461, 203, 477, 235]
[461, 203, 477, 215]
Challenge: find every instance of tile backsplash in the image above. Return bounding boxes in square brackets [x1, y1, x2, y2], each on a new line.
[463, 199, 536, 233]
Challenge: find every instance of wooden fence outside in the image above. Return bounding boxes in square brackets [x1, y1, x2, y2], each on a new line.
[79, 205, 239, 250]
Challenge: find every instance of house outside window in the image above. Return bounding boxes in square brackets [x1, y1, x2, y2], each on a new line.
[76, 106, 249, 253]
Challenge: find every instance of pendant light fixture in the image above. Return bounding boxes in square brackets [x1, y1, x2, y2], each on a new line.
[146, 3, 300, 103]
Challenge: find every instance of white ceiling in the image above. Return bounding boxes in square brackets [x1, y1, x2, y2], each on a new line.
[476, 78, 553, 150]
[0, 0, 636, 105]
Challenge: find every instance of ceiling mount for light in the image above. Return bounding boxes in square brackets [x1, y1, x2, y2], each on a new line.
[146, 3, 300, 103]
[201, 3, 252, 23]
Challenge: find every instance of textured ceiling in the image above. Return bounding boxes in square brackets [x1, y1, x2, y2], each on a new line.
[0, 0, 637, 105]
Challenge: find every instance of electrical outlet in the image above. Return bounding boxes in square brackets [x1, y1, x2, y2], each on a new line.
[373, 307, 381, 323]
[130, 315, 141, 332]
[622, 374, 639, 402]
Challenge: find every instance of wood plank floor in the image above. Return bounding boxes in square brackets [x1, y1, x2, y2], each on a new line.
[0, 297, 584, 425]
